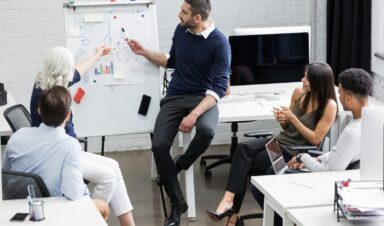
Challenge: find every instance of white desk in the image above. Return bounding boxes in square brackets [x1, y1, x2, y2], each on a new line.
[251, 170, 360, 226]
[219, 83, 299, 123]
[287, 205, 384, 226]
[0, 196, 107, 226]
[0, 91, 16, 137]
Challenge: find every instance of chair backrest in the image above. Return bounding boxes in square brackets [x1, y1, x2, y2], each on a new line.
[346, 160, 360, 170]
[2, 169, 50, 200]
[3, 104, 32, 132]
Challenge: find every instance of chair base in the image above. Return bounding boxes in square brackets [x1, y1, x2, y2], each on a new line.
[237, 213, 263, 226]
[200, 156, 231, 178]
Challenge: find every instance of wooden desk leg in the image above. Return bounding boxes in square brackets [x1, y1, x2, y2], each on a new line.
[183, 133, 196, 220]
[263, 198, 274, 226]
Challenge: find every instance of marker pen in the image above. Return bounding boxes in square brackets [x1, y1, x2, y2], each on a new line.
[121, 28, 129, 41]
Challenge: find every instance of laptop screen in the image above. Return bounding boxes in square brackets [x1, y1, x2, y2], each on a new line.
[265, 138, 286, 173]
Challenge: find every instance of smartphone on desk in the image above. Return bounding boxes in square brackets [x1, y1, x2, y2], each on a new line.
[10, 212, 28, 221]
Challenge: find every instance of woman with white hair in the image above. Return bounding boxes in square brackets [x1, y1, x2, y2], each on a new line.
[30, 46, 136, 226]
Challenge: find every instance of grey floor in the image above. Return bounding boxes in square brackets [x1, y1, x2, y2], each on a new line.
[103, 144, 263, 226]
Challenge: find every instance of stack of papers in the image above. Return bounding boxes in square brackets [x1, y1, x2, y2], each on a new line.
[336, 181, 384, 220]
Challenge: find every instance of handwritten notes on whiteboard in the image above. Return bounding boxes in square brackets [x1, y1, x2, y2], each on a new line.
[66, 7, 158, 86]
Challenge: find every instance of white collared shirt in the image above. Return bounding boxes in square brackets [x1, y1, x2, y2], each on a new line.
[186, 20, 216, 39]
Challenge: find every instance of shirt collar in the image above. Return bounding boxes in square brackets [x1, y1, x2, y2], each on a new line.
[39, 123, 66, 133]
[186, 21, 215, 39]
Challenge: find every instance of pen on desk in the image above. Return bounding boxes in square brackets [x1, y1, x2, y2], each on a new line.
[290, 181, 314, 189]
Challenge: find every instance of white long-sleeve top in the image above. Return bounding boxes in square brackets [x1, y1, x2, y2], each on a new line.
[300, 118, 361, 171]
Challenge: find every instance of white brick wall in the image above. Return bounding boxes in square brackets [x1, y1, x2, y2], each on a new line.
[1, 0, 334, 152]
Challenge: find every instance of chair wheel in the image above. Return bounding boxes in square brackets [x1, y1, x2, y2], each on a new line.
[205, 170, 212, 178]
[200, 160, 207, 168]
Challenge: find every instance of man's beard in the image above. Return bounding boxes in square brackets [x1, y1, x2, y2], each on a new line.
[180, 18, 196, 29]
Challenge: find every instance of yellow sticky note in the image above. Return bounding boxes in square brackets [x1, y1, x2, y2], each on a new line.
[84, 14, 104, 22]
[68, 27, 80, 37]
[114, 70, 124, 80]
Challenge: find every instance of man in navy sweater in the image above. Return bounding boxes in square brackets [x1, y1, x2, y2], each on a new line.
[128, 0, 231, 225]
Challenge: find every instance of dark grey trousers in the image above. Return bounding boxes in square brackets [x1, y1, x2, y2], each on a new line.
[152, 94, 218, 206]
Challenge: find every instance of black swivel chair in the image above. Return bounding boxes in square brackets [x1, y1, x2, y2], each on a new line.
[3, 104, 88, 151]
[2, 169, 50, 200]
[3, 104, 31, 132]
[201, 122, 256, 178]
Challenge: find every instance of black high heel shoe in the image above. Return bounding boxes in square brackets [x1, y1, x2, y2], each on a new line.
[206, 208, 235, 222]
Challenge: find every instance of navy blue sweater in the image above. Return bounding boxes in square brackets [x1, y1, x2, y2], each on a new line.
[166, 24, 231, 99]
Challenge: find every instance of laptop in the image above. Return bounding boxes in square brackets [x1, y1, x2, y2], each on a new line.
[266, 138, 310, 174]
[265, 137, 288, 175]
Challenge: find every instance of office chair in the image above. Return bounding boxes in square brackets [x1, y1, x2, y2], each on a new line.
[201, 122, 259, 178]
[3, 104, 88, 151]
[2, 169, 50, 200]
[3, 104, 31, 132]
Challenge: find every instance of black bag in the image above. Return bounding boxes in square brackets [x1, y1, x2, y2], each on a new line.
[0, 83, 7, 106]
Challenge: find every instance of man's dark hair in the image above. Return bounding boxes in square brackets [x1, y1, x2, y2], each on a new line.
[338, 68, 372, 97]
[184, 0, 211, 21]
[38, 86, 71, 127]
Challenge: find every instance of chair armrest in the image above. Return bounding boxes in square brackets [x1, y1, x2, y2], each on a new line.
[244, 131, 274, 138]
[284, 168, 311, 174]
[307, 150, 323, 156]
[286, 145, 318, 153]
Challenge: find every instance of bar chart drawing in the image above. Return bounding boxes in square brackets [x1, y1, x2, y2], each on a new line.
[94, 62, 114, 75]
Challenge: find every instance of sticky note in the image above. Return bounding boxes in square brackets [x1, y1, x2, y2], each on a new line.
[114, 70, 125, 80]
[68, 26, 80, 37]
[84, 14, 104, 22]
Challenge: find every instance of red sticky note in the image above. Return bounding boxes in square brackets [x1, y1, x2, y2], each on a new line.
[74, 87, 85, 104]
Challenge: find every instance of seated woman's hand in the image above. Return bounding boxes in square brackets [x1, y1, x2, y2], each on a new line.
[279, 106, 296, 123]
[273, 107, 287, 124]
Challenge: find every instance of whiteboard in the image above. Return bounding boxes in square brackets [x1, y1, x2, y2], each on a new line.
[64, 2, 161, 137]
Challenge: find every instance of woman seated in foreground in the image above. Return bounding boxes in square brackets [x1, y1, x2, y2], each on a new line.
[207, 63, 338, 226]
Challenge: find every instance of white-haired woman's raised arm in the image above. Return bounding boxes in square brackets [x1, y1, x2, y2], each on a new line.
[75, 46, 111, 76]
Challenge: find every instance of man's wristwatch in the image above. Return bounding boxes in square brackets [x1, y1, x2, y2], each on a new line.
[296, 153, 303, 163]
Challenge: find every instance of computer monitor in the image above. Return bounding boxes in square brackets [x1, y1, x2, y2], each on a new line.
[360, 106, 384, 181]
[229, 26, 310, 86]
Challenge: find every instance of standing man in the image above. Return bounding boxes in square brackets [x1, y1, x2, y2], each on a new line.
[128, 0, 231, 225]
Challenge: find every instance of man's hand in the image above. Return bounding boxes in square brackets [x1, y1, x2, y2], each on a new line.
[127, 39, 146, 56]
[179, 113, 199, 133]
[287, 156, 298, 168]
[288, 156, 304, 169]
